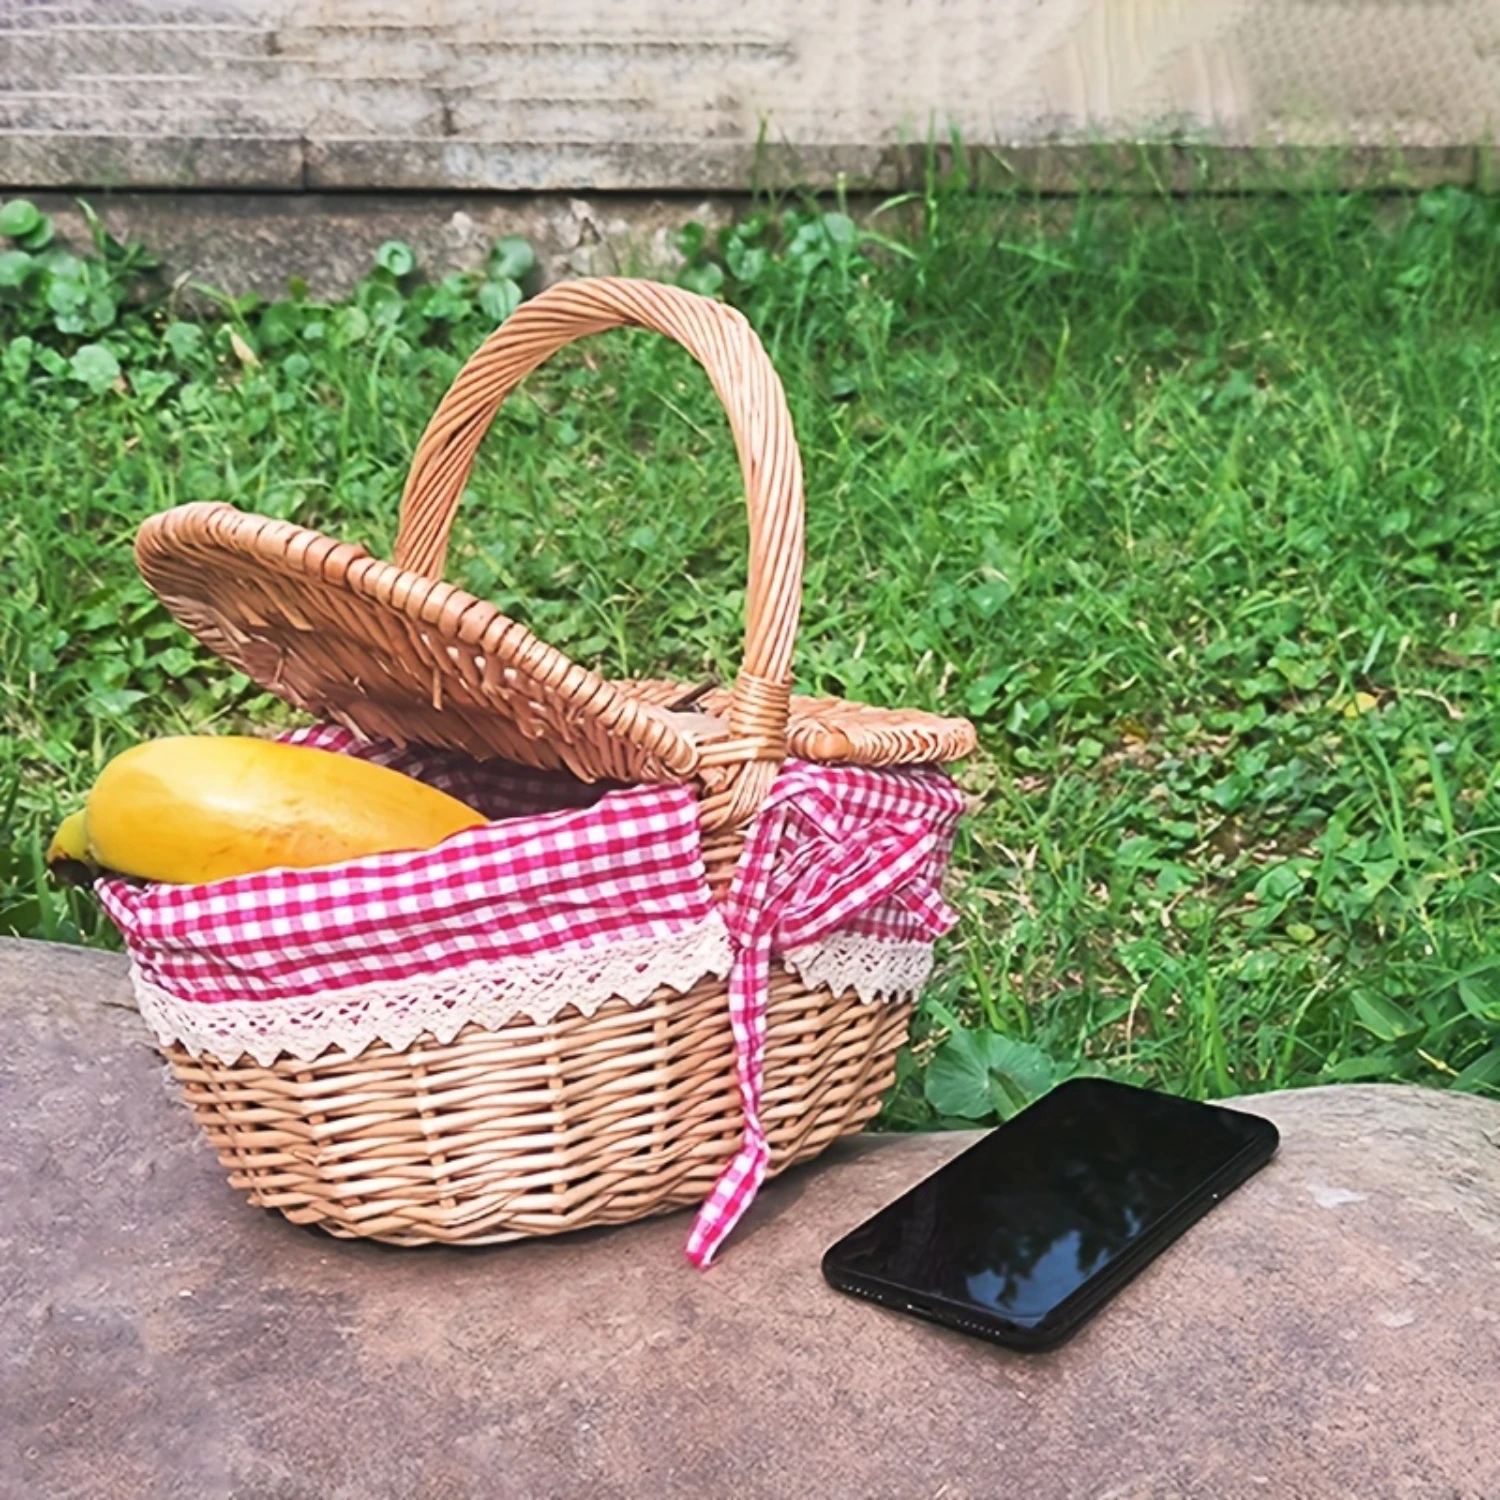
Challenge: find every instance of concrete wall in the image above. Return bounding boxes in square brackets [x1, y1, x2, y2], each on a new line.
[3, 0, 1498, 194]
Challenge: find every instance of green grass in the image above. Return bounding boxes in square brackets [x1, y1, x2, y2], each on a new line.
[2, 179, 1498, 1124]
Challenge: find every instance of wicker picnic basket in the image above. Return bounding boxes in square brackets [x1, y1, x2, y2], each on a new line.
[128, 277, 975, 1247]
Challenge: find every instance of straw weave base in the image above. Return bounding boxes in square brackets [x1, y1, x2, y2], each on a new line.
[164, 968, 912, 1246]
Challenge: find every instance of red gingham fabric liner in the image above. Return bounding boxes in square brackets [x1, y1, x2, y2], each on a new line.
[98, 724, 965, 1265]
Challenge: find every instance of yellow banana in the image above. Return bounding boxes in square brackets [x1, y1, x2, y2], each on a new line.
[47, 808, 89, 865]
[48, 736, 485, 884]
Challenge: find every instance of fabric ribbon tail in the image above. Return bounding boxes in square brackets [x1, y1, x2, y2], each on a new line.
[684, 929, 773, 1268]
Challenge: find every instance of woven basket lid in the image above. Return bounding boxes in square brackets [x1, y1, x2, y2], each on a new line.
[135, 278, 976, 832]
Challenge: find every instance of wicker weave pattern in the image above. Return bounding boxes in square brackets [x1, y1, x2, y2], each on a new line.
[167, 972, 911, 1245]
[130, 279, 974, 1248]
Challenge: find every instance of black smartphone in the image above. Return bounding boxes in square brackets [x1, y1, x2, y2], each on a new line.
[822, 1078, 1279, 1351]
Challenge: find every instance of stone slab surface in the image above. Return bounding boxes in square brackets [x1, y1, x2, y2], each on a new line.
[3, 1, 1498, 192]
[3, 935, 1499, 1500]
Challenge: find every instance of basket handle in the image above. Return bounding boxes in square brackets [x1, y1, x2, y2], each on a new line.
[395, 277, 804, 817]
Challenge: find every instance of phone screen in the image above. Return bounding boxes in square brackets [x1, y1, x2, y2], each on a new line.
[824, 1079, 1277, 1340]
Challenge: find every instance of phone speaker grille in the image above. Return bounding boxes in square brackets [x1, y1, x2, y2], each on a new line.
[832, 1277, 1010, 1342]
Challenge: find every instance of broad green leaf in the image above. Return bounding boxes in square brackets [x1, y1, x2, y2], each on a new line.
[673, 222, 708, 260]
[678, 261, 725, 298]
[425, 273, 473, 322]
[1457, 979, 1500, 1024]
[1452, 1047, 1500, 1092]
[924, 1027, 1059, 1121]
[128, 369, 176, 409]
[924, 1027, 994, 1119]
[87, 290, 117, 330]
[18, 215, 55, 251]
[40, 248, 84, 279]
[725, 240, 768, 284]
[89, 687, 147, 716]
[964, 670, 1007, 718]
[1253, 862, 1305, 903]
[982, 1035, 1058, 1118]
[1239, 950, 1279, 982]
[1359, 858, 1402, 899]
[1350, 990, 1419, 1042]
[819, 212, 858, 250]
[163, 321, 205, 360]
[68, 343, 121, 394]
[1322, 1053, 1399, 1082]
[374, 239, 416, 277]
[489, 235, 535, 281]
[478, 276, 522, 324]
[330, 305, 370, 348]
[0, 198, 42, 238]
[1, 334, 34, 380]
[359, 278, 406, 327]
[47, 278, 88, 320]
[0, 249, 33, 288]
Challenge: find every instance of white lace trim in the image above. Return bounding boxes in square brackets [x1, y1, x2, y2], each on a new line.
[130, 927, 938, 1066]
[132, 921, 735, 1066]
[782, 934, 938, 1002]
